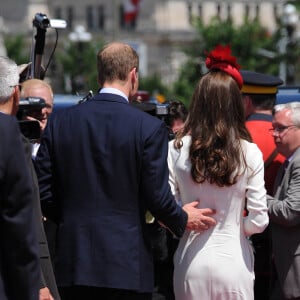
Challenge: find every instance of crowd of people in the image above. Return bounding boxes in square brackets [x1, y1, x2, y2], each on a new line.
[0, 40, 299, 300]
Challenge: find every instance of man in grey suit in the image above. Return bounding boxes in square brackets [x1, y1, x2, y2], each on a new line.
[268, 101, 300, 300]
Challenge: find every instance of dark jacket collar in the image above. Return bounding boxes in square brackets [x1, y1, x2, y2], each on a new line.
[247, 113, 272, 122]
[91, 92, 128, 104]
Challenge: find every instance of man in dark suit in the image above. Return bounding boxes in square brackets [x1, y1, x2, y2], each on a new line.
[19, 78, 60, 300]
[21, 132, 61, 300]
[268, 102, 300, 300]
[0, 56, 40, 300]
[34, 42, 216, 300]
[1, 57, 60, 300]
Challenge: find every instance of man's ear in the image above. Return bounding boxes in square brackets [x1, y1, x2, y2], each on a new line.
[132, 67, 138, 79]
[12, 86, 20, 116]
[131, 68, 138, 89]
[13, 85, 20, 102]
[243, 95, 254, 118]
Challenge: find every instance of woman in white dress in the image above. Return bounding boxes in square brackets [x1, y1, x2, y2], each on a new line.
[168, 45, 269, 300]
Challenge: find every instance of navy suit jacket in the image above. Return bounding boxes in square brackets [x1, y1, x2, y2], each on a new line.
[35, 93, 187, 292]
[0, 114, 40, 300]
[22, 136, 60, 299]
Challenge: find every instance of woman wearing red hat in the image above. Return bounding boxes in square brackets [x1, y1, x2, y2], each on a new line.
[168, 45, 269, 299]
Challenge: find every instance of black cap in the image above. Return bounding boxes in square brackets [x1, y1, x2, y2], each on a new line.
[241, 70, 283, 95]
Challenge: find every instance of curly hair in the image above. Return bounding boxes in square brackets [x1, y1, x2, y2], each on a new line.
[174, 71, 252, 187]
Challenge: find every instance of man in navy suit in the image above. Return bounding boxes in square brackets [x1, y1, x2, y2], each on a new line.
[0, 56, 40, 300]
[34, 42, 216, 300]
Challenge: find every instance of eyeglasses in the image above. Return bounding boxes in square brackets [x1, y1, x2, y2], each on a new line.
[269, 125, 298, 134]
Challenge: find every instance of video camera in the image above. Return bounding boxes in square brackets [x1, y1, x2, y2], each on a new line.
[33, 13, 67, 30]
[16, 12, 67, 141]
[17, 97, 46, 142]
[17, 97, 46, 119]
[131, 101, 168, 116]
[154, 103, 175, 140]
[131, 101, 174, 140]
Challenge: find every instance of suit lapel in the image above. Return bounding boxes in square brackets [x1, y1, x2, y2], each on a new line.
[273, 147, 300, 196]
[273, 162, 286, 195]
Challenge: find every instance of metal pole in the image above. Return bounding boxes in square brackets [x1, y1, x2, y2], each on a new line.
[279, 27, 287, 84]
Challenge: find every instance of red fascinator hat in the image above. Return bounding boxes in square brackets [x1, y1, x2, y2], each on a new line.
[205, 44, 243, 89]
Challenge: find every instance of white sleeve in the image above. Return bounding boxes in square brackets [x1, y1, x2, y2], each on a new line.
[167, 141, 182, 206]
[244, 143, 269, 236]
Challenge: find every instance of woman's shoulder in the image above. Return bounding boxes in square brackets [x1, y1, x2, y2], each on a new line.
[240, 139, 263, 163]
[241, 138, 261, 152]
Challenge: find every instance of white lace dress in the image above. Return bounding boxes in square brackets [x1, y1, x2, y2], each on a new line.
[168, 136, 269, 300]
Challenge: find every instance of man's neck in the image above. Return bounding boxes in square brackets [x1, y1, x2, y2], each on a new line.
[0, 102, 13, 115]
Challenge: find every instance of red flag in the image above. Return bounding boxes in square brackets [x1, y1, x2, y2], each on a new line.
[123, 0, 140, 24]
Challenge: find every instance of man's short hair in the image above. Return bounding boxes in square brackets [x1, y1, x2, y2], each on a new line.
[97, 42, 139, 87]
[0, 56, 19, 103]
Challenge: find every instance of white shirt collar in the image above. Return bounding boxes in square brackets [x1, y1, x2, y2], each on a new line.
[99, 87, 128, 102]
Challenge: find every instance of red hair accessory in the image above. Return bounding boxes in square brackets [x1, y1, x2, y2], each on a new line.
[205, 44, 243, 89]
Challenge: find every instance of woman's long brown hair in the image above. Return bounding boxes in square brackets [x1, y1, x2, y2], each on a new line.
[174, 70, 252, 187]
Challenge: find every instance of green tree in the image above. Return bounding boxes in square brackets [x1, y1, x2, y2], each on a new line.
[172, 59, 201, 107]
[289, 0, 300, 10]
[4, 35, 29, 64]
[139, 73, 171, 101]
[173, 18, 280, 105]
[56, 38, 104, 95]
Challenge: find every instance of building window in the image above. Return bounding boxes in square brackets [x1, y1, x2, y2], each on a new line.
[98, 5, 105, 29]
[67, 6, 74, 30]
[273, 4, 279, 23]
[255, 4, 260, 20]
[86, 6, 94, 30]
[119, 4, 125, 29]
[54, 7, 62, 19]
[188, 3, 192, 24]
[245, 4, 250, 21]
[198, 4, 202, 19]
[217, 3, 221, 19]
[227, 4, 232, 21]
[120, 1, 139, 30]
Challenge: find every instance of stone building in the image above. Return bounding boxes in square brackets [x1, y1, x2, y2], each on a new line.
[0, 0, 289, 89]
